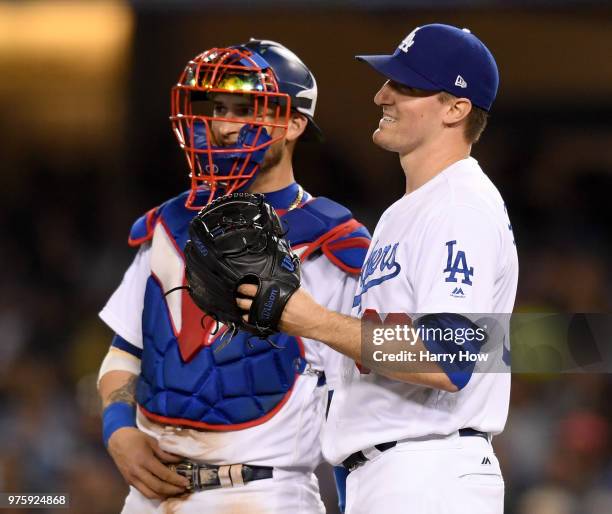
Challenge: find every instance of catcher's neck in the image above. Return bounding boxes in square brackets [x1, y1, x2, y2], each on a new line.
[248, 158, 296, 193]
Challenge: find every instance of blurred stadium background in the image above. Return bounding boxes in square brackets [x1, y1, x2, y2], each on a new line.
[1, 1, 612, 512]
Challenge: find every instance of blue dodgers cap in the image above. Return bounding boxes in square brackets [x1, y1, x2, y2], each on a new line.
[356, 24, 499, 111]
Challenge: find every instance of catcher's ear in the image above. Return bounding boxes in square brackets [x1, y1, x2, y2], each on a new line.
[286, 113, 307, 142]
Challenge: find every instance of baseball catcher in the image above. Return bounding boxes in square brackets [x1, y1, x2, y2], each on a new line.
[97, 38, 370, 513]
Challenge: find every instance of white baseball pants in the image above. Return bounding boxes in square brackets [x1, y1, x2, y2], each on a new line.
[120, 468, 325, 514]
[345, 432, 504, 514]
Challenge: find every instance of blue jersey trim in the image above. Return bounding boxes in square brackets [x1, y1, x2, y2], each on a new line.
[111, 334, 143, 360]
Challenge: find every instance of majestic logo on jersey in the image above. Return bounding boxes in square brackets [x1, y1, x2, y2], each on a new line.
[450, 287, 465, 298]
[398, 27, 420, 53]
[353, 241, 401, 310]
[444, 240, 474, 285]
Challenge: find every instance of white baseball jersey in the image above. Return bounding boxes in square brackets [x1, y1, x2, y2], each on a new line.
[323, 157, 518, 465]
[100, 247, 357, 471]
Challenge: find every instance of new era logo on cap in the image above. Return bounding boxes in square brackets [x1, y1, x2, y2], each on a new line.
[356, 23, 499, 111]
[455, 75, 468, 88]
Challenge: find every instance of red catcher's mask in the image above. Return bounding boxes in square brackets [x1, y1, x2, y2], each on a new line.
[170, 47, 292, 209]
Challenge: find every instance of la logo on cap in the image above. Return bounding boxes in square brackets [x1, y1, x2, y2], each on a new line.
[398, 27, 420, 53]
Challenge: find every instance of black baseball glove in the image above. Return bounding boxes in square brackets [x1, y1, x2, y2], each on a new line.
[184, 192, 301, 338]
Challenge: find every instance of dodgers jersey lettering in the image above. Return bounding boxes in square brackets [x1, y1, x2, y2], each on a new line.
[323, 157, 518, 464]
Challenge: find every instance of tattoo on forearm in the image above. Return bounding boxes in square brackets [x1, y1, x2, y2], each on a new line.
[108, 376, 137, 406]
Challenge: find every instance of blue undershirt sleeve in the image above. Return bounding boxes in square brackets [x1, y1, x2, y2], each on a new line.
[416, 313, 487, 390]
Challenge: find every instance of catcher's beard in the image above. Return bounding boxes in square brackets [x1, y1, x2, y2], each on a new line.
[260, 137, 284, 173]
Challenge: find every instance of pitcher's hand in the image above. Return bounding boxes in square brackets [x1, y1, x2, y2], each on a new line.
[237, 284, 324, 338]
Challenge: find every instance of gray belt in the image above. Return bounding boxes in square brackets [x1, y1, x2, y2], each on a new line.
[169, 460, 273, 492]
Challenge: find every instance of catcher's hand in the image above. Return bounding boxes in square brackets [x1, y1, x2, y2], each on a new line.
[184, 192, 301, 338]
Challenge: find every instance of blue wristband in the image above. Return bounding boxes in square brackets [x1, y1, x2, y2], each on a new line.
[102, 402, 137, 447]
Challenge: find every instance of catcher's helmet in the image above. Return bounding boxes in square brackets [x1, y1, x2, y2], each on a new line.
[171, 39, 321, 208]
[238, 39, 322, 141]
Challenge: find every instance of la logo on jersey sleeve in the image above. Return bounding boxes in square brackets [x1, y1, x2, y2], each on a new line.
[443, 240, 474, 297]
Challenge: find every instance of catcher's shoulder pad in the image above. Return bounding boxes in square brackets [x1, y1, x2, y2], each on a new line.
[283, 197, 371, 274]
[128, 206, 161, 247]
[128, 190, 211, 247]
